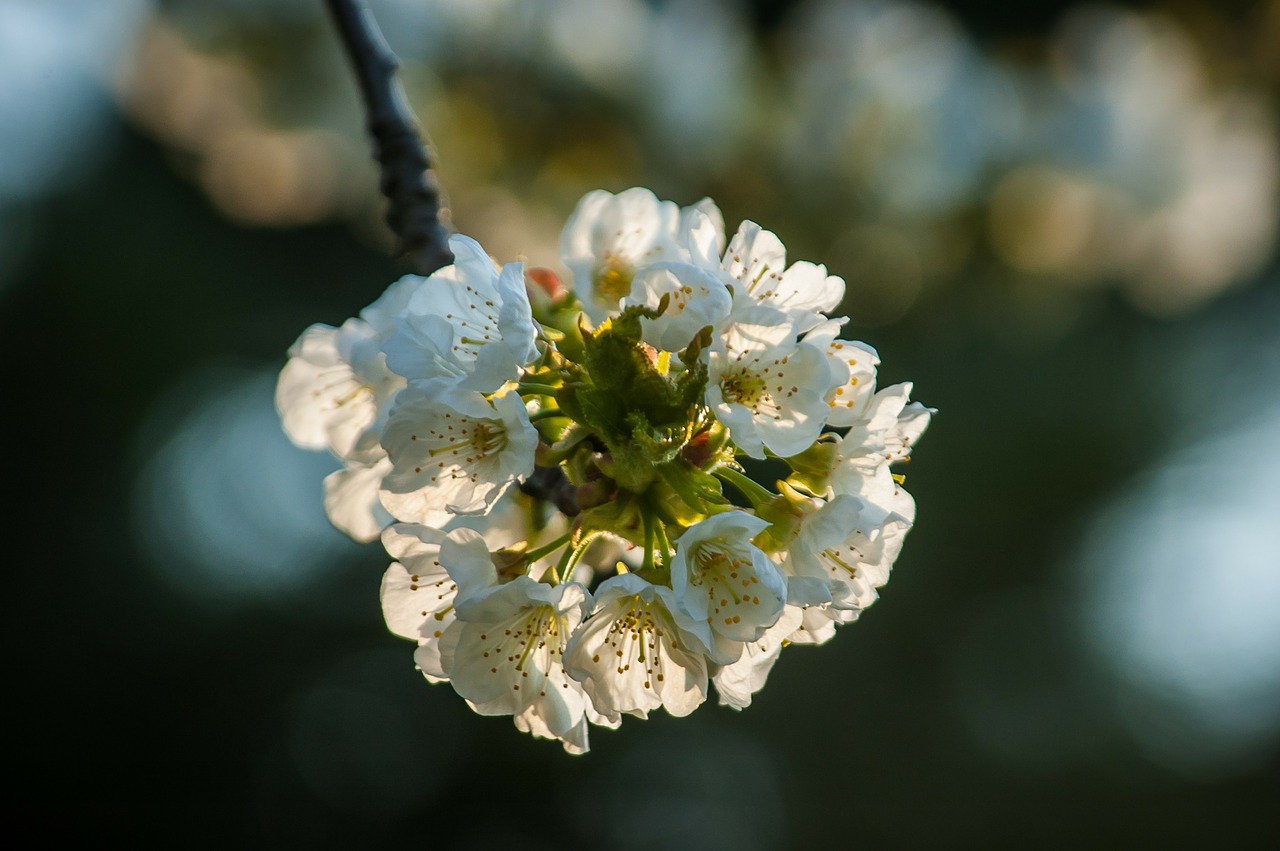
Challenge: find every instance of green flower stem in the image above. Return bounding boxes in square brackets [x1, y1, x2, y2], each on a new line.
[553, 530, 603, 583]
[655, 519, 673, 569]
[568, 532, 601, 575]
[528, 407, 564, 423]
[551, 537, 574, 584]
[641, 510, 656, 574]
[657, 462, 710, 515]
[536, 326, 566, 343]
[518, 383, 561, 397]
[714, 466, 775, 507]
[523, 531, 575, 565]
[650, 498, 680, 528]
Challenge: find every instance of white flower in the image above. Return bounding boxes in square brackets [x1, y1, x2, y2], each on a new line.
[561, 187, 685, 321]
[679, 199, 726, 262]
[512, 697, 620, 756]
[277, 275, 423, 457]
[803, 318, 881, 428]
[621, 261, 733, 353]
[833, 382, 932, 472]
[323, 455, 394, 542]
[380, 524, 497, 682]
[380, 380, 538, 524]
[278, 321, 378, 457]
[779, 463, 923, 647]
[275, 275, 425, 540]
[381, 234, 537, 393]
[783, 493, 910, 618]
[830, 382, 933, 518]
[381, 504, 579, 685]
[670, 510, 788, 663]
[439, 577, 597, 754]
[712, 606, 803, 710]
[701, 220, 845, 333]
[786, 603, 843, 646]
[563, 573, 711, 722]
[780, 571, 877, 646]
[706, 308, 831, 458]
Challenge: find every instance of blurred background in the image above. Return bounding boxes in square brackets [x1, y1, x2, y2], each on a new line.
[6, 0, 1279, 845]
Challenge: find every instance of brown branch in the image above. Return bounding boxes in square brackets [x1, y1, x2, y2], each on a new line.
[520, 465, 581, 518]
[325, 0, 578, 516]
[324, 0, 452, 276]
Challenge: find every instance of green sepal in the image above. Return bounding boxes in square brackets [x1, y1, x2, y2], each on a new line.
[656, 459, 729, 526]
[784, 439, 839, 496]
[537, 423, 594, 466]
[598, 298, 668, 341]
[535, 292, 588, 364]
[672, 325, 712, 413]
[677, 324, 714, 367]
[754, 479, 824, 554]
[577, 491, 645, 548]
[752, 494, 803, 555]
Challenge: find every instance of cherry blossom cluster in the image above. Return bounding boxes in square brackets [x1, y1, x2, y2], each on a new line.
[276, 187, 931, 753]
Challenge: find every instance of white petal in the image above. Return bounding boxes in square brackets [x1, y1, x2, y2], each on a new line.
[671, 511, 787, 652]
[323, 456, 395, 542]
[709, 329, 831, 458]
[819, 337, 880, 428]
[494, 261, 538, 365]
[358, 274, 429, 336]
[560, 187, 683, 320]
[438, 528, 502, 600]
[381, 312, 468, 384]
[750, 342, 830, 457]
[514, 702, 591, 755]
[712, 606, 803, 710]
[379, 382, 536, 522]
[277, 322, 381, 459]
[381, 524, 448, 611]
[679, 203, 726, 268]
[383, 240, 534, 394]
[624, 261, 733, 352]
[787, 604, 840, 646]
[379, 523, 457, 681]
[564, 575, 710, 720]
[277, 324, 343, 449]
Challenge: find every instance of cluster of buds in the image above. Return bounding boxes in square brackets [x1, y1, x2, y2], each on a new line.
[276, 188, 932, 752]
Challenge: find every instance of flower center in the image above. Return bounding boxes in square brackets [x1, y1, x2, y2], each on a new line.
[514, 606, 562, 672]
[692, 544, 734, 583]
[720, 369, 768, 407]
[594, 257, 634, 308]
[471, 422, 501, 454]
[426, 418, 508, 463]
[821, 546, 862, 579]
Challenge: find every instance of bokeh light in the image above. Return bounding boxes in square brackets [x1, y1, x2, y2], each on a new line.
[132, 365, 362, 601]
[8, 0, 1280, 844]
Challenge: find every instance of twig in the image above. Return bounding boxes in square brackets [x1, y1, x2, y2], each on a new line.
[324, 0, 578, 515]
[521, 465, 581, 518]
[324, 0, 452, 276]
